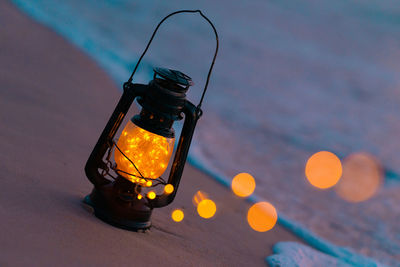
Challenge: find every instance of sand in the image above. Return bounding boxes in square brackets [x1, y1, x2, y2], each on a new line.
[0, 1, 301, 266]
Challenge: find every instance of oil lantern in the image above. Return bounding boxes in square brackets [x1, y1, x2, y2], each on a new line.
[84, 10, 218, 231]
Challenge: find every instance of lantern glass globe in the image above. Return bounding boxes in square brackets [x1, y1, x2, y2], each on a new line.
[114, 120, 175, 185]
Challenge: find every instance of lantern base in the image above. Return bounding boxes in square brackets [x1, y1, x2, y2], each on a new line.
[83, 178, 153, 231]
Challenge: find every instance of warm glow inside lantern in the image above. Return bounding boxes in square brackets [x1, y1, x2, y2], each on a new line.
[114, 121, 175, 184]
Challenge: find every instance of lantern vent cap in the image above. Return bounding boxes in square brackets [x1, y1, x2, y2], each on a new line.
[153, 67, 193, 87]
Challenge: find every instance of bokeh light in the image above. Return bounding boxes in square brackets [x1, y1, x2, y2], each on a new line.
[197, 199, 217, 219]
[247, 202, 277, 232]
[335, 152, 382, 202]
[171, 209, 184, 222]
[231, 172, 256, 197]
[164, 184, 174, 194]
[147, 191, 156, 200]
[305, 151, 342, 189]
[192, 190, 209, 207]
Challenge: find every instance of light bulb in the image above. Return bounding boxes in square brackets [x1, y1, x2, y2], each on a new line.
[114, 120, 175, 185]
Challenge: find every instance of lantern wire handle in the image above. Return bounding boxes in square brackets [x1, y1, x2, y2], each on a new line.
[127, 9, 219, 110]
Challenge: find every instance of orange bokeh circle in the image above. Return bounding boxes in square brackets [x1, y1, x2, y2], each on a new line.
[305, 151, 342, 189]
[247, 202, 278, 232]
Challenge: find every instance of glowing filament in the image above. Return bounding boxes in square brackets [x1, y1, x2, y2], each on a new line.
[114, 121, 175, 185]
[192, 190, 208, 207]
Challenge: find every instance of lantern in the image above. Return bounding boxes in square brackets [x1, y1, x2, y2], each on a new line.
[84, 10, 218, 231]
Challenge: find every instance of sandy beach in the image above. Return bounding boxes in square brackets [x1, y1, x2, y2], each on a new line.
[0, 1, 302, 266]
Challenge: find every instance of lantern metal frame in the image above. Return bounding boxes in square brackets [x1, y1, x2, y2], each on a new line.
[84, 10, 218, 231]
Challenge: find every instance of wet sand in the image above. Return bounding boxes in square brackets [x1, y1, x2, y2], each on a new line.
[0, 1, 301, 266]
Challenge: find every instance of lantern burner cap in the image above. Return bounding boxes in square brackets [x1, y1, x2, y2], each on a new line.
[154, 67, 193, 87]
